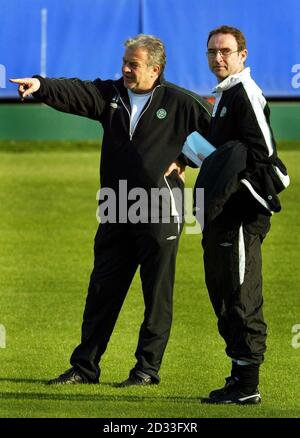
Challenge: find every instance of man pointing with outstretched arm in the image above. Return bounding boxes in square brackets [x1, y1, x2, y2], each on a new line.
[11, 34, 211, 386]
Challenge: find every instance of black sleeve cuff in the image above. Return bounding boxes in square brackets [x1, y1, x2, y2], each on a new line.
[178, 153, 198, 168]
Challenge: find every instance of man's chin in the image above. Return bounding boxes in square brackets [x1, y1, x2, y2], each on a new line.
[213, 69, 228, 81]
[123, 79, 135, 90]
[214, 67, 225, 74]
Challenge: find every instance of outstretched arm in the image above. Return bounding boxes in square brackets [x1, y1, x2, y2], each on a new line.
[10, 76, 105, 120]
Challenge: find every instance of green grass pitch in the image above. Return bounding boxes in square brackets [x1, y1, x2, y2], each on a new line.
[0, 141, 299, 418]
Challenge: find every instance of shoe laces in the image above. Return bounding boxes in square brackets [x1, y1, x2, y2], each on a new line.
[224, 376, 239, 388]
[131, 370, 152, 384]
[59, 367, 78, 379]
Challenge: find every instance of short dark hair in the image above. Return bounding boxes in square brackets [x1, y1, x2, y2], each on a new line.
[207, 25, 247, 51]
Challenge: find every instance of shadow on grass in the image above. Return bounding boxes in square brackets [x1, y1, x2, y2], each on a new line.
[0, 378, 117, 385]
[0, 378, 141, 389]
[0, 377, 202, 403]
[0, 391, 201, 404]
[0, 378, 48, 384]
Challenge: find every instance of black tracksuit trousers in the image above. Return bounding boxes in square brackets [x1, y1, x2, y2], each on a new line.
[201, 192, 270, 365]
[70, 219, 181, 383]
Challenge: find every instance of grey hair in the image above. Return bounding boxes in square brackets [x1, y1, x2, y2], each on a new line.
[124, 34, 166, 72]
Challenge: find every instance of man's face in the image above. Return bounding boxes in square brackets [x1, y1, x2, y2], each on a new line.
[122, 47, 160, 93]
[207, 33, 248, 82]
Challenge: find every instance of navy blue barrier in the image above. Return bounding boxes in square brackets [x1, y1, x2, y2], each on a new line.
[142, 0, 300, 97]
[0, 0, 140, 97]
[1, 0, 300, 98]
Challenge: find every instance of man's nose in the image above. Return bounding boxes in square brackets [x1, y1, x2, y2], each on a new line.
[122, 63, 131, 73]
[215, 51, 223, 61]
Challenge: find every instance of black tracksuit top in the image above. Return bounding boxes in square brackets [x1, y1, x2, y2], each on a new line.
[33, 75, 211, 194]
[196, 68, 289, 215]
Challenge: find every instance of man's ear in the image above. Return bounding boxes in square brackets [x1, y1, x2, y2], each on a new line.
[152, 64, 161, 77]
[241, 49, 248, 64]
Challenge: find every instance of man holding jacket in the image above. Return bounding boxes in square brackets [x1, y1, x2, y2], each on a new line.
[12, 34, 211, 386]
[195, 25, 289, 404]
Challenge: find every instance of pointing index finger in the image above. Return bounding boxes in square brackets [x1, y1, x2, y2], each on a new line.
[9, 78, 31, 84]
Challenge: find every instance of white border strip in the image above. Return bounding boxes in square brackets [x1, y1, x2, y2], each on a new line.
[242, 80, 274, 157]
[241, 178, 272, 212]
[164, 176, 180, 234]
[238, 224, 245, 286]
[40, 8, 48, 77]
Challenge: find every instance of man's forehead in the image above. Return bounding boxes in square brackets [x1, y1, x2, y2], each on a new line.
[124, 47, 148, 61]
[208, 33, 238, 47]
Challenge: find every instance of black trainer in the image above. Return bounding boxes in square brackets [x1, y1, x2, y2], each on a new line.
[46, 367, 98, 385]
[118, 369, 157, 387]
[209, 376, 238, 399]
[202, 377, 261, 405]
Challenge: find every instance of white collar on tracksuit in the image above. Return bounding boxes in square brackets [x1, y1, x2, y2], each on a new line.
[212, 67, 251, 93]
